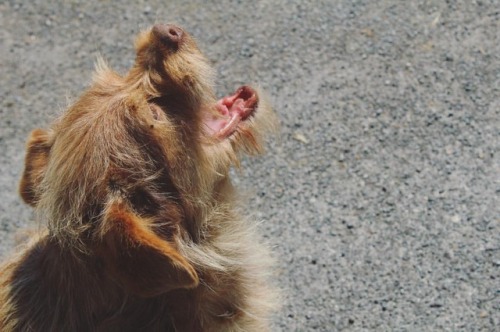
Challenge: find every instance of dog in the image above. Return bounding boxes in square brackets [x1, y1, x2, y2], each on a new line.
[0, 24, 277, 331]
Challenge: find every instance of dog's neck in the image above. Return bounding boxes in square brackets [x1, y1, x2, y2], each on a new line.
[5, 236, 185, 330]
[6, 181, 240, 331]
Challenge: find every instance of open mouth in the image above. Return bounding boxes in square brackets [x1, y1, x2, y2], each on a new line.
[205, 86, 258, 138]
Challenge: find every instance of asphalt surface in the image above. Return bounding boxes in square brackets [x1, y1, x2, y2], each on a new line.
[1, 1, 499, 331]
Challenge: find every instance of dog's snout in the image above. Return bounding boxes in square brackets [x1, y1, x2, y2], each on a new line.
[152, 24, 184, 49]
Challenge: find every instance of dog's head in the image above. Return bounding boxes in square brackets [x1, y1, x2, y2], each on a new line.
[18, 24, 276, 297]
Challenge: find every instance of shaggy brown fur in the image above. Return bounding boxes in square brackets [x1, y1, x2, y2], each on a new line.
[0, 24, 278, 331]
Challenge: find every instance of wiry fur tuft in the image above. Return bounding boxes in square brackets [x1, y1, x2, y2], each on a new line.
[0, 24, 278, 331]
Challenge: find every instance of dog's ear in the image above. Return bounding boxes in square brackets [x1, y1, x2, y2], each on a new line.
[98, 198, 198, 297]
[19, 129, 52, 206]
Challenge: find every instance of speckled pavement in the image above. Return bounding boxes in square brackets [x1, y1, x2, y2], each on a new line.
[1, 1, 498, 330]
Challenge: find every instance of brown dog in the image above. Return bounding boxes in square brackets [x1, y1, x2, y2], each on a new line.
[0, 24, 277, 331]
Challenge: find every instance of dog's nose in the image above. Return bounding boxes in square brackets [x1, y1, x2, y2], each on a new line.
[152, 24, 184, 49]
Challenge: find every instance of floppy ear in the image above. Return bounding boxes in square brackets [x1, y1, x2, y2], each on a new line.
[98, 198, 199, 297]
[19, 129, 52, 206]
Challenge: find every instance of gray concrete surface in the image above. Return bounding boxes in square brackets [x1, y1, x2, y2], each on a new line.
[1, 0, 499, 331]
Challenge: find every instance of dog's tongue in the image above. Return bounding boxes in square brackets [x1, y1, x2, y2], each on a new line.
[205, 86, 257, 138]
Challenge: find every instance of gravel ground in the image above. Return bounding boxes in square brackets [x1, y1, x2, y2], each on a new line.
[1, 1, 499, 331]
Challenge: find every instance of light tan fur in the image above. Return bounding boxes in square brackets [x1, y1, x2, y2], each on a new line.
[0, 24, 278, 332]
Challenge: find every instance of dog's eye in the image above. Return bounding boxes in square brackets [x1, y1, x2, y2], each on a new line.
[150, 104, 165, 121]
[152, 108, 159, 120]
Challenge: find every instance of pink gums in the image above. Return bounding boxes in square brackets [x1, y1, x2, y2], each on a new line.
[205, 86, 258, 138]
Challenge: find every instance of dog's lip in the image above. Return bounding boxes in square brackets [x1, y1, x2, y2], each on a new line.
[205, 86, 258, 138]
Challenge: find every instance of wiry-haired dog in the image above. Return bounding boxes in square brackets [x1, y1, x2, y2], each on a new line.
[0, 24, 278, 331]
